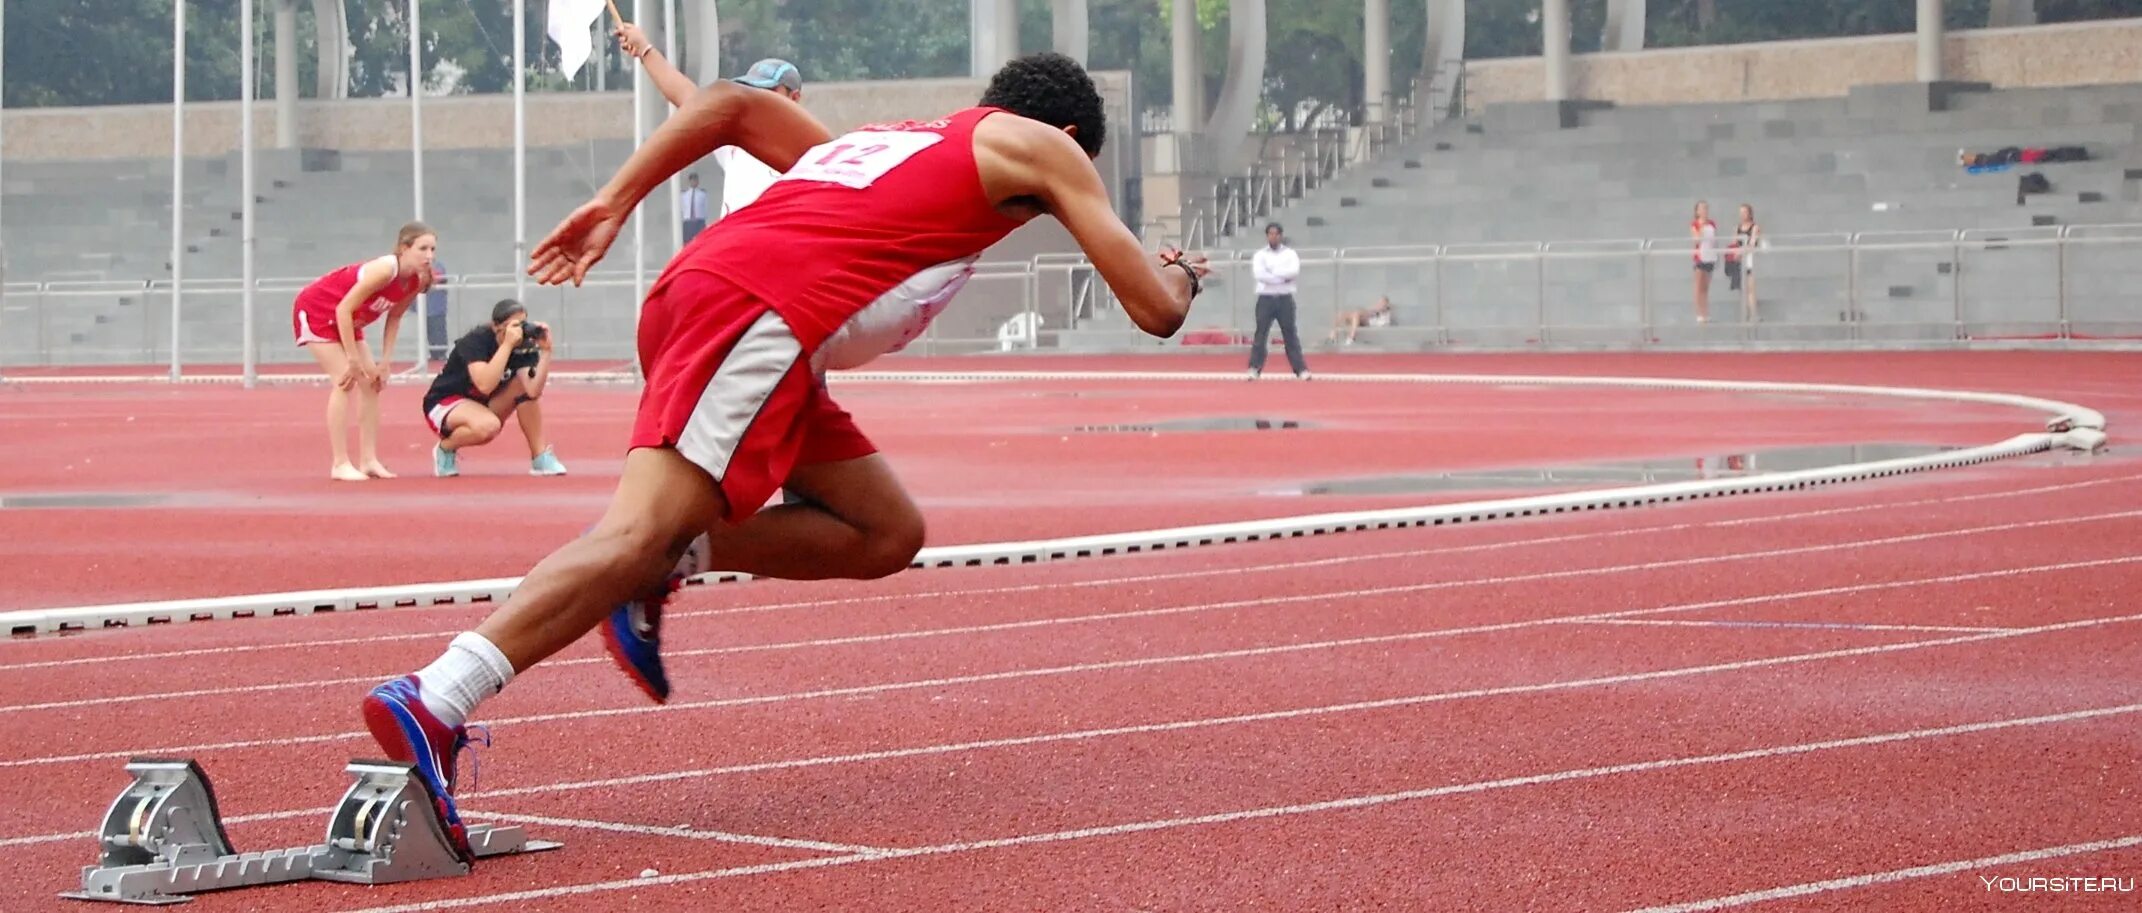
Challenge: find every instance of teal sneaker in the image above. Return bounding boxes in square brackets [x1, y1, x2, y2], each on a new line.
[530, 448, 568, 477]
[433, 444, 459, 478]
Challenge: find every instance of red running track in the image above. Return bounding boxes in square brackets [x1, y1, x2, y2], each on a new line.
[2, 350, 2129, 609]
[0, 352, 2139, 911]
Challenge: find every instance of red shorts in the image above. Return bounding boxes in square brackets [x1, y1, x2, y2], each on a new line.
[425, 396, 468, 437]
[292, 302, 361, 348]
[630, 270, 876, 522]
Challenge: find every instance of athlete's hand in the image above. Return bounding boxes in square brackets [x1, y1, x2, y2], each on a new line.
[613, 23, 652, 58]
[530, 198, 628, 287]
[335, 363, 361, 391]
[1158, 246, 1212, 277]
[372, 361, 391, 392]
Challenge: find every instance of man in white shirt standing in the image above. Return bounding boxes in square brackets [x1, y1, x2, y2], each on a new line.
[679, 173, 710, 243]
[613, 24, 801, 224]
[1248, 221, 1308, 380]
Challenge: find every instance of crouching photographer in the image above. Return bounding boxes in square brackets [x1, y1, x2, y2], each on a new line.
[423, 299, 568, 477]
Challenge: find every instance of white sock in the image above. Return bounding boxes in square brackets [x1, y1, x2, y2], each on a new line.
[415, 632, 516, 728]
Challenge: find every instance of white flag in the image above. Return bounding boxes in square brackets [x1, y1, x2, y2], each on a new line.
[547, 0, 610, 78]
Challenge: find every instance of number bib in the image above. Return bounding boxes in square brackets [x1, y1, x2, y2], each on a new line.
[779, 130, 943, 190]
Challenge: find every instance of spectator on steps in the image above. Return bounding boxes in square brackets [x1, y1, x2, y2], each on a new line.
[1327, 295, 1393, 345]
[1726, 205, 1760, 323]
[1248, 222, 1309, 380]
[1691, 201, 1719, 324]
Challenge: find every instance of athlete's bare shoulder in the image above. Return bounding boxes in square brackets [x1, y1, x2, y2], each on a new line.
[973, 111, 1092, 211]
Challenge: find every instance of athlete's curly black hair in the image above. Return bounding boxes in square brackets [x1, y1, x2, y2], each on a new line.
[979, 52, 1107, 158]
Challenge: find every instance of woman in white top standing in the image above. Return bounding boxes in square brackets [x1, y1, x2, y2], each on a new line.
[1730, 204, 1761, 323]
[1690, 201, 1719, 323]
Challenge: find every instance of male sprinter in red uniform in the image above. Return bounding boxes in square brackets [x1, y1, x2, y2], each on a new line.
[360, 52, 1205, 862]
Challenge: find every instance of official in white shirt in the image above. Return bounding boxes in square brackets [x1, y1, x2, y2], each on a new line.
[679, 173, 710, 243]
[1248, 222, 1309, 380]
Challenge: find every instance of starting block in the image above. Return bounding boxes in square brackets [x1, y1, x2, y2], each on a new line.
[61, 757, 561, 905]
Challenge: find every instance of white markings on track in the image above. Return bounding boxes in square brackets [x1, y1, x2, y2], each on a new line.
[1574, 618, 2017, 634]
[329, 702, 2142, 913]
[5, 551, 2140, 768]
[3, 472, 2136, 674]
[6, 508, 2139, 716]
[1620, 834, 2142, 912]
[4, 574, 2139, 854]
[457, 810, 893, 856]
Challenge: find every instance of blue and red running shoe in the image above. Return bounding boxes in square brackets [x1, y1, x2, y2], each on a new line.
[601, 533, 711, 704]
[361, 674, 477, 865]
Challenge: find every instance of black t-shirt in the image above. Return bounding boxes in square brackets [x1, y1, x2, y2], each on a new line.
[424, 327, 536, 412]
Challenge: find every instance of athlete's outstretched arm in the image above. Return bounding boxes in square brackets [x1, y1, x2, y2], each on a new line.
[983, 120, 1199, 338]
[613, 23, 697, 109]
[530, 83, 831, 285]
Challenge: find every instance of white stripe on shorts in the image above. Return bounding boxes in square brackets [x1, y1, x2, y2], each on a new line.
[675, 310, 802, 481]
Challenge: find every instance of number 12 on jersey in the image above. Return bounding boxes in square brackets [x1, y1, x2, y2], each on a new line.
[780, 131, 945, 190]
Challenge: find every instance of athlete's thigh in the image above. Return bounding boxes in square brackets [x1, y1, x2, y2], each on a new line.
[780, 452, 921, 534]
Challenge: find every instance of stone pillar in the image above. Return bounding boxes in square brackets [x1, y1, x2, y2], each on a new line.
[1917, 0, 1945, 83]
[1602, 0, 1645, 52]
[1170, 0, 1203, 130]
[274, 0, 298, 147]
[971, 0, 1019, 76]
[1051, 0, 1089, 64]
[1364, 0, 1389, 124]
[1542, 0, 1571, 102]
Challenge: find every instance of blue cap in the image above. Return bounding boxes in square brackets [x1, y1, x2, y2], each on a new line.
[734, 59, 803, 93]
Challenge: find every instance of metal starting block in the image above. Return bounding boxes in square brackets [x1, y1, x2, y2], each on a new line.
[61, 757, 561, 905]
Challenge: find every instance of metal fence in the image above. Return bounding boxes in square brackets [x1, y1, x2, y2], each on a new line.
[4, 224, 2139, 372]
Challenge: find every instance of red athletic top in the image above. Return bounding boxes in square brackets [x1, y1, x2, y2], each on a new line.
[663, 106, 1027, 349]
[294, 257, 422, 332]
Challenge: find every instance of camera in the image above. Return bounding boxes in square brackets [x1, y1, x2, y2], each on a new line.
[521, 322, 547, 344]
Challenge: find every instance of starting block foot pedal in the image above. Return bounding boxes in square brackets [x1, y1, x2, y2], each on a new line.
[62, 757, 560, 905]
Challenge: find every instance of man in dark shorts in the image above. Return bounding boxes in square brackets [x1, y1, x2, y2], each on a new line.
[421, 298, 567, 478]
[360, 52, 1208, 863]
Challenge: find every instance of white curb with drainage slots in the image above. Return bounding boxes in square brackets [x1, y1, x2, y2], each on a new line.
[0, 370, 2108, 637]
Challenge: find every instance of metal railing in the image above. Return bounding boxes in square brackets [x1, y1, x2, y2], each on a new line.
[4, 223, 2138, 371]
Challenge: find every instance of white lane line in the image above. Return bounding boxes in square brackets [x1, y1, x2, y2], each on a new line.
[5, 472, 2134, 673]
[10, 597, 2139, 849]
[7, 507, 2136, 715]
[457, 810, 892, 857]
[1620, 835, 2142, 912]
[329, 702, 2142, 913]
[5, 551, 2138, 768]
[1573, 619, 2018, 634]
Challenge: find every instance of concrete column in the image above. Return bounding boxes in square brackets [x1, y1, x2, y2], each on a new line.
[1364, 0, 1389, 124]
[1917, 0, 1944, 82]
[1542, 0, 1571, 102]
[274, 0, 298, 148]
[1988, 0, 2036, 28]
[1206, 0, 1267, 173]
[1602, 0, 1645, 52]
[684, 0, 723, 82]
[1170, 0, 1202, 130]
[312, 0, 349, 100]
[1422, 0, 1465, 118]
[997, 0, 1019, 65]
[1051, 0, 1089, 65]
[970, 0, 1018, 76]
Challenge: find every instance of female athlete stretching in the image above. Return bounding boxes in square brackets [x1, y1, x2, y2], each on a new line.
[292, 221, 437, 481]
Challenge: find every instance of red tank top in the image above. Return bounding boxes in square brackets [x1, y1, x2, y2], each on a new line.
[666, 106, 1027, 349]
[296, 257, 422, 329]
